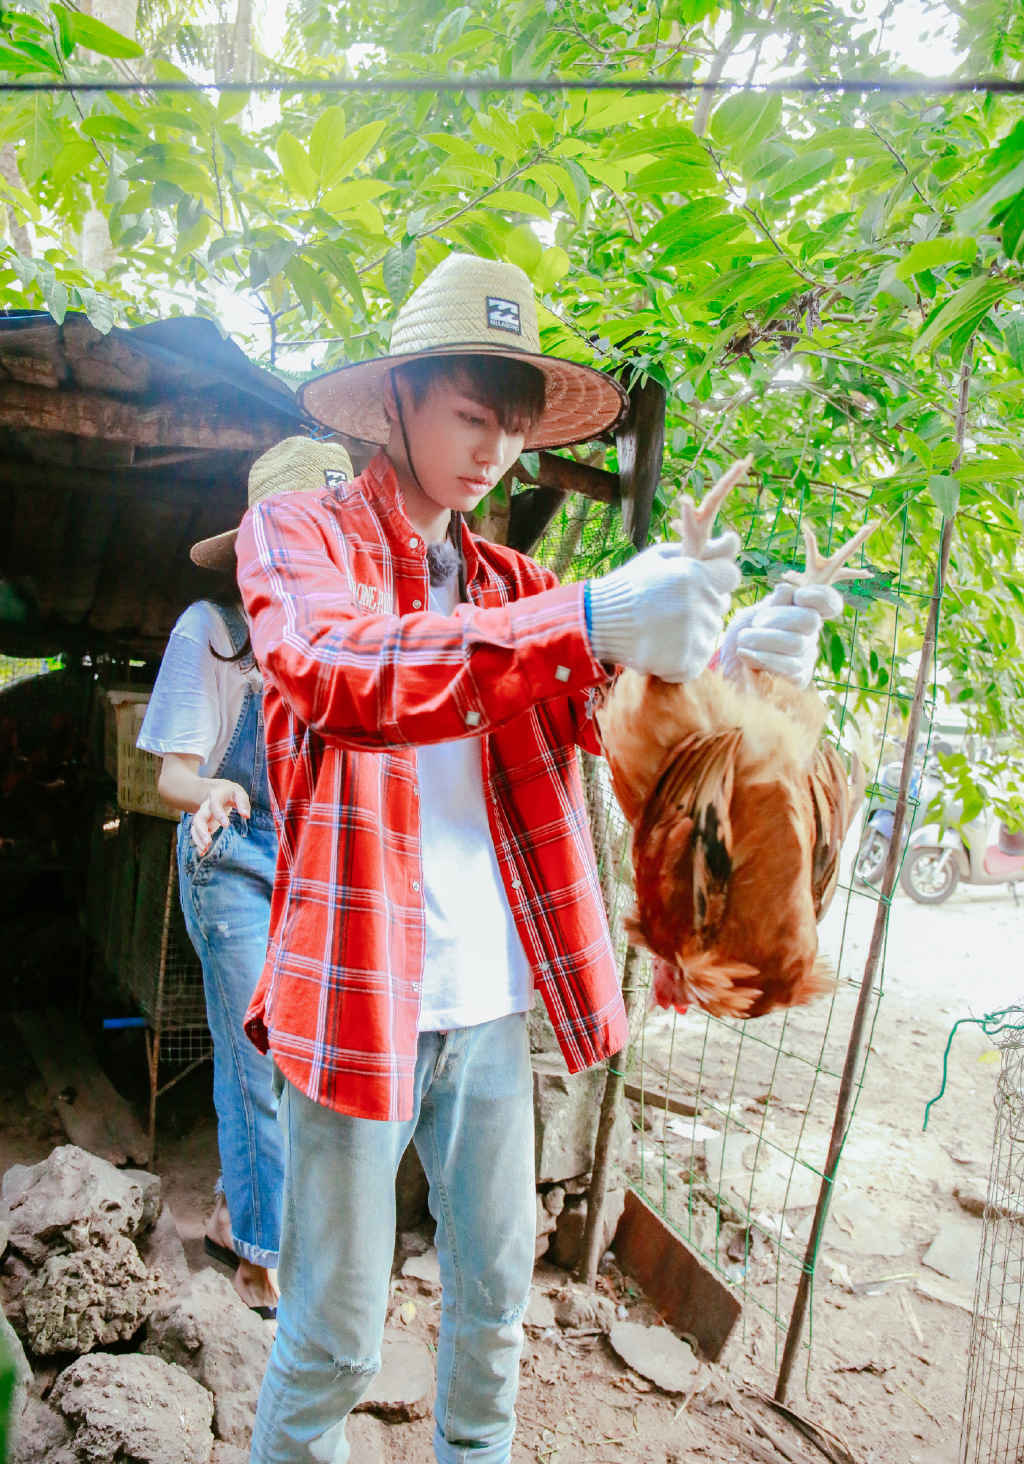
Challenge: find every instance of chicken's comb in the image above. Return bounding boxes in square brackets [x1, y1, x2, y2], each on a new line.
[669, 454, 753, 559]
[782, 519, 880, 587]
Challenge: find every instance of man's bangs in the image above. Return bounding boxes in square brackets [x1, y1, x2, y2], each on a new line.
[397, 354, 546, 434]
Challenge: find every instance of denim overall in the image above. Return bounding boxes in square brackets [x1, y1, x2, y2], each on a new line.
[176, 604, 283, 1268]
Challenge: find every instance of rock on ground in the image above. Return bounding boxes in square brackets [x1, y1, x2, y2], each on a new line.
[142, 1269, 272, 1448]
[49, 1351, 214, 1463]
[1, 1298, 32, 1422]
[20, 1231, 164, 1356]
[548, 1188, 625, 1270]
[400, 1250, 440, 1288]
[346, 1414, 390, 1463]
[1, 1147, 156, 1264]
[608, 1321, 700, 1394]
[7, 1394, 74, 1464]
[533, 1057, 631, 1184]
[137, 1204, 191, 1292]
[354, 1328, 434, 1423]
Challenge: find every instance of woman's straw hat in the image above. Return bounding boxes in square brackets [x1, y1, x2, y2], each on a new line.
[298, 253, 628, 451]
[190, 436, 354, 571]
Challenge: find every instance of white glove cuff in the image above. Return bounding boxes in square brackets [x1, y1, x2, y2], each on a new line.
[586, 576, 636, 665]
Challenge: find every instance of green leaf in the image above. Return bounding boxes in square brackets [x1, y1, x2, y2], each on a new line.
[318, 244, 367, 314]
[277, 132, 317, 201]
[534, 246, 570, 293]
[1002, 310, 1024, 369]
[217, 90, 248, 122]
[518, 450, 540, 479]
[759, 149, 835, 202]
[895, 236, 978, 279]
[75, 287, 116, 333]
[309, 106, 347, 183]
[913, 276, 1008, 356]
[319, 179, 393, 214]
[928, 474, 960, 518]
[481, 188, 550, 220]
[52, 5, 143, 58]
[328, 121, 388, 184]
[709, 93, 782, 151]
[383, 242, 417, 305]
[1003, 192, 1024, 259]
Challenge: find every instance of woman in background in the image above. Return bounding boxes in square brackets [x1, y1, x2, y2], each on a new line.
[137, 436, 353, 1317]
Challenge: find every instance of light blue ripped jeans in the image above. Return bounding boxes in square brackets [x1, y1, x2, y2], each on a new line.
[249, 1013, 536, 1464]
[177, 805, 283, 1268]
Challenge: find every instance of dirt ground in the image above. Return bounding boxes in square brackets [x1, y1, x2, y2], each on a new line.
[1, 844, 1019, 1463]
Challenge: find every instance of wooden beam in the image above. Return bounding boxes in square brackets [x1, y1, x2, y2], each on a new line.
[0, 456, 244, 509]
[507, 485, 567, 555]
[520, 450, 619, 504]
[0, 380, 292, 451]
[615, 374, 666, 550]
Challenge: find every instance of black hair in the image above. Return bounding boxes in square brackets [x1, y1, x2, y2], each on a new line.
[202, 578, 253, 664]
[393, 353, 546, 435]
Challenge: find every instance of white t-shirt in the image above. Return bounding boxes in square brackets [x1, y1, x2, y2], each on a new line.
[416, 576, 533, 1032]
[138, 601, 261, 776]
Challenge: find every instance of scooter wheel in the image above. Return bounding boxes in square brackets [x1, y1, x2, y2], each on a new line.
[900, 846, 960, 905]
[855, 829, 889, 885]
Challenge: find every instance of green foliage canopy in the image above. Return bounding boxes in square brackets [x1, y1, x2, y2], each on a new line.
[2, 0, 1024, 786]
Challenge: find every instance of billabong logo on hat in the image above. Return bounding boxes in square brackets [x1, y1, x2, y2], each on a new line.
[486, 296, 521, 335]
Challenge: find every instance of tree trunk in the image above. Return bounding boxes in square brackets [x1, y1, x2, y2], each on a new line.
[79, 0, 139, 276]
[0, 145, 32, 257]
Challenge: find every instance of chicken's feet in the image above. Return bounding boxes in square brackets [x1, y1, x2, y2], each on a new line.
[781, 519, 879, 588]
[670, 454, 753, 559]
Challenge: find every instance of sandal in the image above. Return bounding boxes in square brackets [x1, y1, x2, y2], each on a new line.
[252, 1305, 277, 1320]
[203, 1236, 240, 1271]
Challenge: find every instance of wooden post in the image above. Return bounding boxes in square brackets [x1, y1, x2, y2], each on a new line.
[577, 947, 645, 1286]
[615, 374, 666, 551]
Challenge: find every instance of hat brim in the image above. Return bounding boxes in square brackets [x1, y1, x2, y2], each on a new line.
[190, 528, 238, 572]
[298, 343, 629, 450]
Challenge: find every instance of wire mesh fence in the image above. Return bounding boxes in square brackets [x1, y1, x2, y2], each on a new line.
[961, 1007, 1024, 1464]
[534, 478, 945, 1394]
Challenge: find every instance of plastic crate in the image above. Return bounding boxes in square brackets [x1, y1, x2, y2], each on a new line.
[113, 697, 177, 822]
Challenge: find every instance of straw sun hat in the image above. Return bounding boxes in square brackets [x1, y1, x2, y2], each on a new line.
[190, 436, 354, 571]
[298, 253, 629, 451]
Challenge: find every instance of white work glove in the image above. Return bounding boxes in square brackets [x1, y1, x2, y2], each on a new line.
[587, 531, 741, 682]
[718, 582, 843, 688]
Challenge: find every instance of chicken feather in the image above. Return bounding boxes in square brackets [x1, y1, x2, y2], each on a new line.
[597, 471, 872, 1021]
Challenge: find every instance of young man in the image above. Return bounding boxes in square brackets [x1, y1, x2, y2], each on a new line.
[237, 254, 831, 1463]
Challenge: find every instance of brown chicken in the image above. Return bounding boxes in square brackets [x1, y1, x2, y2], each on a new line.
[596, 465, 872, 1020]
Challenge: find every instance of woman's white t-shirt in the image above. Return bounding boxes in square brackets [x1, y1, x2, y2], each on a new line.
[138, 601, 261, 776]
[416, 576, 533, 1031]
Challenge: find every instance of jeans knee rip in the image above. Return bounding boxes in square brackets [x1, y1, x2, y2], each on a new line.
[331, 1353, 379, 1378]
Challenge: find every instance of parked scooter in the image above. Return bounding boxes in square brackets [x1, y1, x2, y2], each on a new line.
[854, 747, 947, 886]
[901, 814, 1024, 905]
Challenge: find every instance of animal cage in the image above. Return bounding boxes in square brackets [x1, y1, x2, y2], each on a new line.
[108, 815, 212, 1153]
[960, 1006, 1024, 1464]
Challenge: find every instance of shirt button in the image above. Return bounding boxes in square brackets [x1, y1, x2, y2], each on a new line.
[555, 665, 570, 682]
[510, 877, 522, 889]
[409, 536, 420, 549]
[412, 880, 421, 892]
[464, 710, 481, 727]
[412, 599, 422, 610]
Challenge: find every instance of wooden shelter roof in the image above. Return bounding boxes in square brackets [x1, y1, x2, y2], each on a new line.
[0, 310, 308, 658]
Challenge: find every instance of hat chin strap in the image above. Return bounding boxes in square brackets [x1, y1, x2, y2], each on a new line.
[394, 388, 467, 603]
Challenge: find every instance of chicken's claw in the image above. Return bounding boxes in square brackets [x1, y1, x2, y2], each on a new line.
[781, 520, 879, 588]
[670, 454, 753, 559]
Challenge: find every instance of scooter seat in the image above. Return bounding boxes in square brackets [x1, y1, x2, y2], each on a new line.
[983, 846, 1024, 878]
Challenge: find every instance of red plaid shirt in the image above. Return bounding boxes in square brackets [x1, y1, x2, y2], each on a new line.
[236, 452, 628, 1120]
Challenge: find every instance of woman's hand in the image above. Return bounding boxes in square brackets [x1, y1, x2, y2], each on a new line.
[192, 780, 251, 854]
